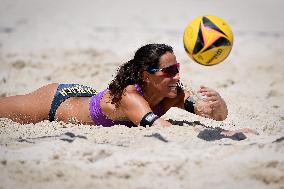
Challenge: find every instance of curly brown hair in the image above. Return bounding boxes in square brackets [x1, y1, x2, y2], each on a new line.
[108, 43, 175, 106]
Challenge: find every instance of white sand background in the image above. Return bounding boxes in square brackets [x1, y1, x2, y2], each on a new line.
[0, 0, 284, 188]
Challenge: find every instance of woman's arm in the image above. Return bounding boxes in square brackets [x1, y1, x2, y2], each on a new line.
[119, 86, 171, 127]
[198, 86, 228, 121]
[175, 86, 228, 121]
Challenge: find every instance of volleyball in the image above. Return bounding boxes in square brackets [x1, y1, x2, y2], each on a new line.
[183, 15, 234, 66]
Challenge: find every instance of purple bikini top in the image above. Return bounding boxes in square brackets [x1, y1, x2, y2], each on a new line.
[89, 84, 163, 127]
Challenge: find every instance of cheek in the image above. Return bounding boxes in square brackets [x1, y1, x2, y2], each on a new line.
[156, 79, 171, 90]
[149, 76, 171, 91]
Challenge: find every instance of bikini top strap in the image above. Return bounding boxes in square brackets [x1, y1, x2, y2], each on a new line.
[134, 84, 144, 96]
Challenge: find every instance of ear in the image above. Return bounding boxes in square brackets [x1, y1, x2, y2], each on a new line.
[142, 71, 150, 83]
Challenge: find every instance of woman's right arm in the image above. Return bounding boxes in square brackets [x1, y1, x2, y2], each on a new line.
[119, 87, 171, 127]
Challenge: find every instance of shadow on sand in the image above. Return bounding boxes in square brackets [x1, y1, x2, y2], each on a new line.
[168, 119, 247, 141]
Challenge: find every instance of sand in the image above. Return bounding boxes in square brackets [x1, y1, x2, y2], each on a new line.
[0, 0, 284, 188]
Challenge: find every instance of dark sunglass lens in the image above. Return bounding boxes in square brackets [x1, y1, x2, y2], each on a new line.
[163, 64, 179, 77]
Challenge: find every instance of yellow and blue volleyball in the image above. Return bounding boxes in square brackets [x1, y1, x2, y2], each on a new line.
[183, 15, 234, 66]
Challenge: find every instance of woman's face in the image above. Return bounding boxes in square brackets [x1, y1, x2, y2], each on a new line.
[147, 52, 180, 98]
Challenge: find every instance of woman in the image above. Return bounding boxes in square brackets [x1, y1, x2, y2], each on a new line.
[0, 44, 227, 127]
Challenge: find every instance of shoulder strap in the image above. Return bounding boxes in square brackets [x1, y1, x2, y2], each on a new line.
[134, 84, 144, 96]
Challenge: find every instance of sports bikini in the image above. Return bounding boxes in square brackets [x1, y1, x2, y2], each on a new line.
[48, 84, 97, 121]
[89, 84, 163, 127]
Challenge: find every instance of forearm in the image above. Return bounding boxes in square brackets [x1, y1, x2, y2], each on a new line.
[152, 118, 172, 127]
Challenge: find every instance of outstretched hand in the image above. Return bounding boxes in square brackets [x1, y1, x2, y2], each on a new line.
[195, 86, 228, 121]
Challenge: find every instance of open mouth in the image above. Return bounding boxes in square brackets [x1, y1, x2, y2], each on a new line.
[168, 83, 177, 90]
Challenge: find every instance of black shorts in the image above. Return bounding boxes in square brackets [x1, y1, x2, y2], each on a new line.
[48, 84, 97, 121]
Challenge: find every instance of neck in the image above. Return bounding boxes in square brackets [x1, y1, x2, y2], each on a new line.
[143, 84, 164, 108]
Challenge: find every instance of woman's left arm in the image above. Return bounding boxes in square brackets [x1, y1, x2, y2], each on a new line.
[198, 86, 228, 121]
[174, 86, 228, 121]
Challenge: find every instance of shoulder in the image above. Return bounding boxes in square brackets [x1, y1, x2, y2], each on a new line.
[120, 84, 145, 102]
[122, 84, 142, 95]
[117, 85, 153, 123]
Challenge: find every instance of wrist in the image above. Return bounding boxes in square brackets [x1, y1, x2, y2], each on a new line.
[184, 96, 195, 114]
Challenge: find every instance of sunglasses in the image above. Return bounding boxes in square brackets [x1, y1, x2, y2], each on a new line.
[147, 63, 180, 77]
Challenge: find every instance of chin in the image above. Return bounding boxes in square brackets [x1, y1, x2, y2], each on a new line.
[167, 91, 178, 98]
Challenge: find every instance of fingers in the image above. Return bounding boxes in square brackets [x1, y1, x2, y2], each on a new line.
[198, 86, 208, 93]
[199, 85, 213, 92]
[198, 87, 223, 109]
[195, 101, 213, 117]
[199, 87, 220, 97]
[209, 101, 222, 109]
[204, 96, 219, 102]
